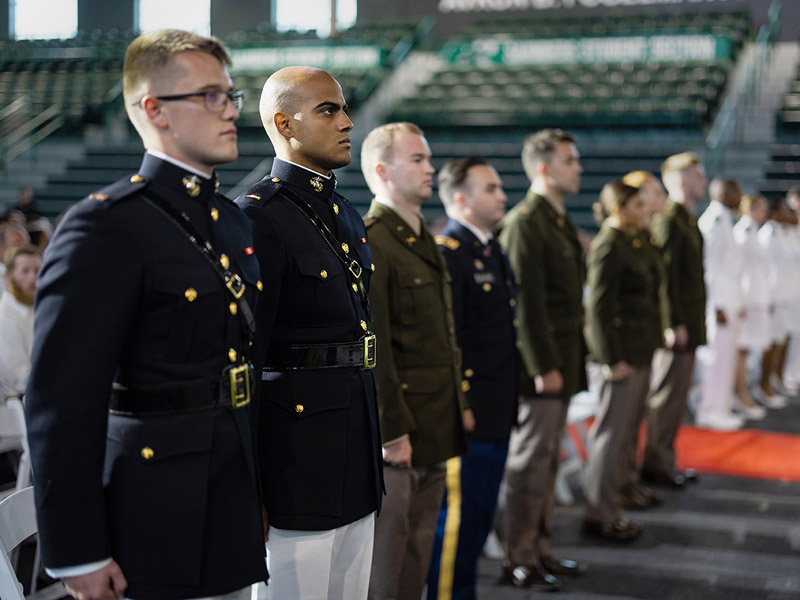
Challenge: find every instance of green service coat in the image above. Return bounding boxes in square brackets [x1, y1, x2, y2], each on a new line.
[364, 200, 467, 466]
[585, 222, 662, 367]
[649, 199, 707, 349]
[498, 190, 587, 398]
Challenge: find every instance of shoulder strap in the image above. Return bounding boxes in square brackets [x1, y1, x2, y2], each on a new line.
[277, 186, 372, 320]
[140, 190, 256, 349]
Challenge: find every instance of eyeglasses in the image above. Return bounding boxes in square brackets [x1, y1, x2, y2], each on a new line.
[133, 90, 244, 112]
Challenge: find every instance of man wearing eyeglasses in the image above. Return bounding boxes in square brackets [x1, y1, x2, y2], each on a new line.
[25, 29, 267, 600]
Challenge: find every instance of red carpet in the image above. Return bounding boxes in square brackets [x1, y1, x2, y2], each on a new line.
[675, 425, 800, 482]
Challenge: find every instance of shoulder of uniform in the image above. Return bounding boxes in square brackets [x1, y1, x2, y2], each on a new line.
[236, 178, 283, 208]
[435, 235, 461, 251]
[85, 174, 148, 206]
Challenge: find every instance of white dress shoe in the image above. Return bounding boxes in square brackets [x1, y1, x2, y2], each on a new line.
[696, 412, 745, 431]
[732, 399, 767, 420]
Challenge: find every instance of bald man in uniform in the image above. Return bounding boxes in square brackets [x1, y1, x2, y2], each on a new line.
[235, 67, 383, 600]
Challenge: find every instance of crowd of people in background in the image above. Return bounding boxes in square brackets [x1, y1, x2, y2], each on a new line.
[5, 27, 800, 600]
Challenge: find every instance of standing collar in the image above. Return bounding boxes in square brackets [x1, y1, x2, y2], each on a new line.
[271, 157, 337, 198]
[453, 218, 492, 246]
[374, 195, 422, 236]
[138, 153, 219, 202]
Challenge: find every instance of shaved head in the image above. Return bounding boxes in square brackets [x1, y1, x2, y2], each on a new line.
[260, 66, 337, 142]
[258, 66, 353, 173]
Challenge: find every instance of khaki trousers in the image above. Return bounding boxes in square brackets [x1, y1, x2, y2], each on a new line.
[583, 367, 651, 521]
[644, 349, 695, 473]
[368, 463, 446, 600]
[495, 396, 569, 566]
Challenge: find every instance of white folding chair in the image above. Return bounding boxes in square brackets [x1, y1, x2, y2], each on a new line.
[0, 486, 65, 600]
[0, 398, 31, 495]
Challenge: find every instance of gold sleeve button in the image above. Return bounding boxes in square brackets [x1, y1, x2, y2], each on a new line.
[352, 283, 358, 293]
[320, 270, 328, 279]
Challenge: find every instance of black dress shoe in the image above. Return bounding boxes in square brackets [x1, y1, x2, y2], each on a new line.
[641, 468, 686, 487]
[582, 517, 643, 540]
[633, 483, 664, 505]
[541, 556, 587, 577]
[617, 486, 652, 510]
[502, 562, 561, 591]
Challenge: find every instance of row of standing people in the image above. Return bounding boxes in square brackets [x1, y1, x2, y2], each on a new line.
[22, 26, 769, 600]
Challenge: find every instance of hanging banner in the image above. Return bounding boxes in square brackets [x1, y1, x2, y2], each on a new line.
[439, 0, 740, 12]
[441, 33, 731, 64]
[230, 45, 382, 72]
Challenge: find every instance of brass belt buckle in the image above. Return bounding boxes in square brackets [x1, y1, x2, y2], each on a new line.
[225, 273, 246, 299]
[362, 334, 377, 370]
[348, 260, 363, 279]
[228, 364, 251, 408]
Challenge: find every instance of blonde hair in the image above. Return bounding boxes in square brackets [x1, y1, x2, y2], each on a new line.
[123, 29, 231, 110]
[360, 122, 424, 193]
[660, 151, 701, 178]
[623, 170, 657, 190]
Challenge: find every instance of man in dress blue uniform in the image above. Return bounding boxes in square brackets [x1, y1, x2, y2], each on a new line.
[25, 29, 267, 600]
[426, 157, 519, 600]
[235, 66, 382, 600]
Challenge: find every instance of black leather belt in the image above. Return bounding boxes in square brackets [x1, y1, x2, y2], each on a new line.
[109, 365, 252, 416]
[263, 334, 376, 373]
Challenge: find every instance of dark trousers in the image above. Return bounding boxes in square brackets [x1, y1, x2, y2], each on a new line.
[426, 439, 509, 600]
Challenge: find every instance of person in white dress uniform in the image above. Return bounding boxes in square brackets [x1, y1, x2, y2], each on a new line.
[696, 178, 745, 431]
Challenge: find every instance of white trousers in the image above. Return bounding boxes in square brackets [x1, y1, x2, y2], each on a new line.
[697, 312, 740, 418]
[265, 512, 375, 600]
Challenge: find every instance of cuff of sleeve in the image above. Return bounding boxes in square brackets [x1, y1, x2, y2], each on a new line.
[46, 558, 113, 579]
[383, 434, 410, 447]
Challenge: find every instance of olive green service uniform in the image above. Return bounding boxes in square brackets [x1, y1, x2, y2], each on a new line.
[644, 199, 706, 477]
[495, 190, 587, 568]
[363, 199, 468, 600]
[583, 223, 662, 522]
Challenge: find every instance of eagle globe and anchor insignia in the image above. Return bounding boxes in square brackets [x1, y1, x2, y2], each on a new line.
[309, 176, 324, 192]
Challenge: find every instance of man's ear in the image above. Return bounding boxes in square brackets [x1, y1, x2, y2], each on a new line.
[375, 161, 389, 183]
[537, 160, 549, 179]
[453, 190, 468, 209]
[274, 112, 293, 140]
[140, 96, 168, 130]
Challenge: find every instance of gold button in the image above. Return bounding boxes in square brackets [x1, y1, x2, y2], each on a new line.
[464, 368, 474, 378]
[257, 281, 263, 291]
[210, 207, 219, 221]
[333, 204, 339, 215]
[401, 382, 409, 390]
[461, 380, 471, 392]
[396, 225, 404, 232]
[229, 302, 238, 315]
[220, 254, 230, 269]
[509, 298, 516, 307]
[228, 348, 237, 362]
[184, 288, 198, 302]
[271, 177, 281, 183]
[361, 320, 367, 331]
[352, 283, 358, 293]
[295, 404, 304, 413]
[141, 447, 154, 460]
[320, 270, 328, 279]
[414, 277, 422, 285]
[482, 283, 492, 292]
[130, 174, 143, 183]
[513, 318, 520, 327]
[341, 242, 349, 253]
[371, 263, 375, 272]
[633, 238, 642, 249]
